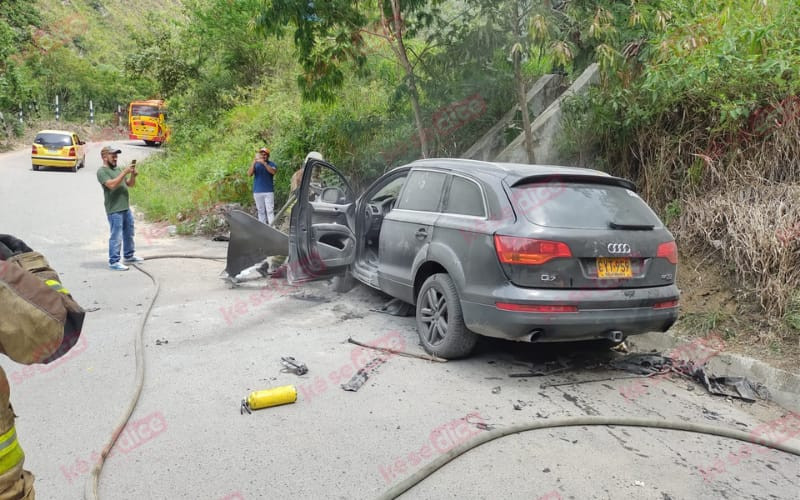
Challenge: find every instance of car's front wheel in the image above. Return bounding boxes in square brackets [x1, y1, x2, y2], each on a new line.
[416, 273, 478, 359]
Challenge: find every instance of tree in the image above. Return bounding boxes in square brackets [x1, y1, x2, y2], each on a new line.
[257, 0, 440, 158]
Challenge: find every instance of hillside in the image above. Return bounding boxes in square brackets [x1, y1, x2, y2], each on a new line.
[0, 0, 184, 135]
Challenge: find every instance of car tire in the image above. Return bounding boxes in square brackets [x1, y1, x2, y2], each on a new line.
[330, 271, 355, 293]
[32, 164, 39, 171]
[415, 273, 478, 359]
[71, 163, 78, 172]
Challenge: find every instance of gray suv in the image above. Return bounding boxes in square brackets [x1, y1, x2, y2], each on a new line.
[288, 158, 679, 359]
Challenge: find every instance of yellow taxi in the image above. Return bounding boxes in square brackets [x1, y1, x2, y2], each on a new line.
[31, 130, 86, 172]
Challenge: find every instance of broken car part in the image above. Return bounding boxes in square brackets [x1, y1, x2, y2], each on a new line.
[280, 356, 308, 376]
[341, 357, 386, 392]
[225, 209, 289, 279]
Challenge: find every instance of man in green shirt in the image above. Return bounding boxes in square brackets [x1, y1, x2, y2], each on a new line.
[96, 146, 144, 271]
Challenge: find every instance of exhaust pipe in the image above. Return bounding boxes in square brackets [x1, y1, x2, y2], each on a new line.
[607, 330, 624, 343]
[529, 329, 544, 342]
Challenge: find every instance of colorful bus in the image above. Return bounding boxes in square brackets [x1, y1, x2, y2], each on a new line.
[128, 100, 170, 146]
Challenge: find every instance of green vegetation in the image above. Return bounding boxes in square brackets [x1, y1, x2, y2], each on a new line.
[0, 0, 181, 136]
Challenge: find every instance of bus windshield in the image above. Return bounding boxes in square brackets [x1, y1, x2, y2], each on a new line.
[131, 105, 161, 117]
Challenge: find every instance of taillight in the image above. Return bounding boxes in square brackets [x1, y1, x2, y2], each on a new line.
[494, 235, 572, 265]
[496, 302, 578, 313]
[653, 299, 679, 309]
[31, 145, 37, 154]
[656, 241, 678, 264]
[68, 147, 76, 157]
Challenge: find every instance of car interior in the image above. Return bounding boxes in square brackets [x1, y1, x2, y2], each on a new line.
[360, 175, 407, 267]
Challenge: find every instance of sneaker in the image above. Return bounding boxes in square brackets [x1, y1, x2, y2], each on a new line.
[109, 262, 129, 271]
[124, 255, 145, 263]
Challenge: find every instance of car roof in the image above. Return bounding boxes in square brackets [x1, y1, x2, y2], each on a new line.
[35, 130, 76, 135]
[404, 158, 634, 189]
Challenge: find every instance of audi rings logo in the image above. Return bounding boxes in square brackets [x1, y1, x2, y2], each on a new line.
[607, 243, 631, 254]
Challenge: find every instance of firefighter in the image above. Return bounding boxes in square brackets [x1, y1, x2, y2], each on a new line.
[0, 234, 85, 499]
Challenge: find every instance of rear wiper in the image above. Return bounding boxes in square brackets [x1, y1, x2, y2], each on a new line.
[609, 221, 654, 231]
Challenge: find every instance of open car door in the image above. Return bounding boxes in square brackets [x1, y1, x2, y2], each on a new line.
[288, 159, 356, 283]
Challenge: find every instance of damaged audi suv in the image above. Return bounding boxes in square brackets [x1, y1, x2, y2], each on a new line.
[285, 158, 679, 359]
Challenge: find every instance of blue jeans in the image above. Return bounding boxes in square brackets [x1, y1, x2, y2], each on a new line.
[107, 210, 135, 264]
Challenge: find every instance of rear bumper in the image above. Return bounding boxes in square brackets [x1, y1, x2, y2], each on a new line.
[461, 284, 679, 342]
[31, 156, 79, 168]
[129, 134, 165, 142]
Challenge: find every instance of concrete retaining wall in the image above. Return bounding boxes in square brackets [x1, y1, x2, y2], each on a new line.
[495, 63, 599, 165]
[461, 74, 565, 162]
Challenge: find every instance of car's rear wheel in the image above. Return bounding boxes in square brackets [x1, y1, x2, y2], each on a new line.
[71, 163, 78, 172]
[416, 273, 478, 359]
[32, 164, 39, 171]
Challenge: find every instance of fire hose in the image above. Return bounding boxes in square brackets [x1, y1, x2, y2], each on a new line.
[82, 255, 800, 499]
[84, 255, 223, 500]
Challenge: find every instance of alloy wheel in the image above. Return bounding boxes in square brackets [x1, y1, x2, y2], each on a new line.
[419, 286, 448, 346]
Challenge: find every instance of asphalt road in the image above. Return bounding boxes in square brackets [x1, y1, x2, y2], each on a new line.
[0, 141, 798, 500]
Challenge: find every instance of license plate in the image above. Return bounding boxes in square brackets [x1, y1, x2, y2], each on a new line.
[597, 258, 632, 278]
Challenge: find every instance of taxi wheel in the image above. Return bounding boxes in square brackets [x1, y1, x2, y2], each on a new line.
[32, 164, 39, 171]
[71, 163, 78, 173]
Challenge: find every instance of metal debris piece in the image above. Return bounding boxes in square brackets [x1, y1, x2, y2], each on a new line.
[610, 353, 672, 375]
[371, 298, 414, 317]
[224, 209, 289, 279]
[611, 351, 767, 402]
[290, 292, 330, 302]
[281, 356, 308, 376]
[341, 357, 386, 392]
[346, 337, 447, 363]
[510, 366, 571, 378]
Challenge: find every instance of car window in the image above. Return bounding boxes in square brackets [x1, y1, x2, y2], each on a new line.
[307, 163, 354, 204]
[444, 176, 485, 217]
[512, 181, 661, 229]
[396, 170, 447, 212]
[33, 133, 72, 148]
[372, 175, 406, 201]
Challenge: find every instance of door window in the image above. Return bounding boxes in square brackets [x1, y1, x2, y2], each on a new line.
[444, 176, 485, 217]
[396, 170, 446, 212]
[307, 163, 354, 204]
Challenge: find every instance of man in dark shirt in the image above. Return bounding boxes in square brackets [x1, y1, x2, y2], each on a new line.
[96, 146, 143, 270]
[248, 147, 277, 224]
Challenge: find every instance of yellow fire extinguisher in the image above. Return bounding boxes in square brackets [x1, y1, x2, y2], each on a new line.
[241, 385, 297, 414]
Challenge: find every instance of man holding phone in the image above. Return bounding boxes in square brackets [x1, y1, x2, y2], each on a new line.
[96, 146, 143, 271]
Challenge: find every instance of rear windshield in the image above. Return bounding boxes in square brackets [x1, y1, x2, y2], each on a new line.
[34, 133, 73, 147]
[511, 181, 662, 229]
[131, 105, 161, 117]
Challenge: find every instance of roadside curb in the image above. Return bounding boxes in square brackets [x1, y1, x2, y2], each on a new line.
[627, 332, 800, 413]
